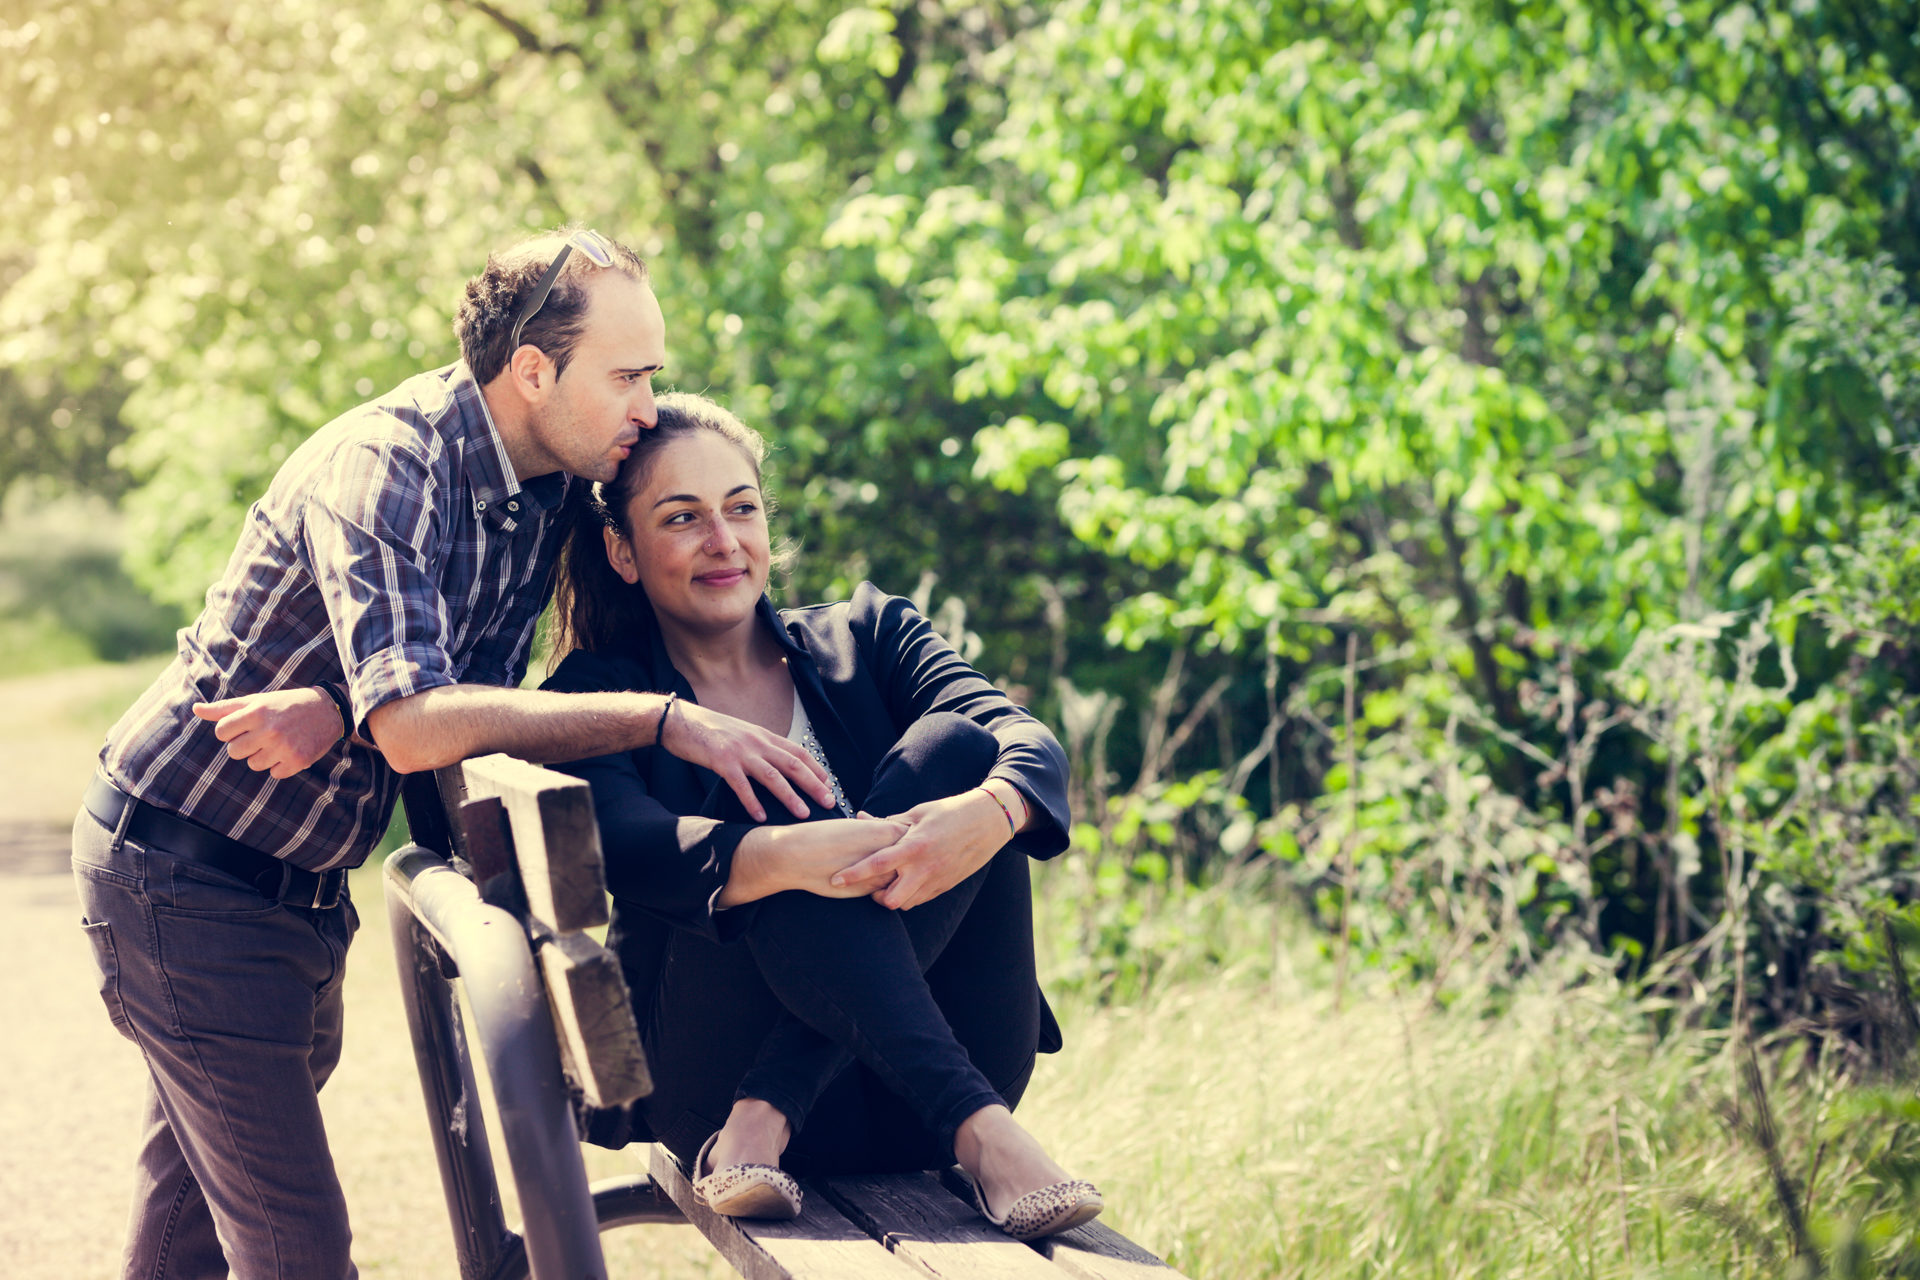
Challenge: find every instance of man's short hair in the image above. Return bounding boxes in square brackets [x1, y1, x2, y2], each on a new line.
[455, 228, 651, 385]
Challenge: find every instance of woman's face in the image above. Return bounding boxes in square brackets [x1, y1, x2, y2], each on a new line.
[608, 430, 770, 636]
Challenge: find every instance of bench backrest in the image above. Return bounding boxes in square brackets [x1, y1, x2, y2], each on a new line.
[431, 754, 651, 1109]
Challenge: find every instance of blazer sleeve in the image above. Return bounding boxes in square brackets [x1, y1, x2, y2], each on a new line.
[848, 582, 1072, 859]
[540, 649, 755, 941]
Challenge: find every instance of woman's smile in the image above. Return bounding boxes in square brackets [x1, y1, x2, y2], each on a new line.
[609, 429, 775, 638]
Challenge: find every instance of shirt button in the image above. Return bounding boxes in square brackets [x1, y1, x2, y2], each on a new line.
[507, 500, 519, 512]
[475, 499, 488, 512]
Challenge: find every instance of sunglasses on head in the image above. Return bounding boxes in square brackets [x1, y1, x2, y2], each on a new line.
[508, 228, 617, 353]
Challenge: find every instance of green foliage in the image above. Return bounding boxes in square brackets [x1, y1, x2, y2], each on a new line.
[841, 0, 1920, 1025]
[0, 493, 186, 673]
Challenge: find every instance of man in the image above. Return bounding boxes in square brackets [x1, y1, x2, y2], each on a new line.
[72, 228, 834, 1280]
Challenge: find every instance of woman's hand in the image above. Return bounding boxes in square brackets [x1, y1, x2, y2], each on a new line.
[192, 687, 345, 779]
[720, 817, 908, 907]
[833, 789, 1014, 911]
[660, 699, 836, 822]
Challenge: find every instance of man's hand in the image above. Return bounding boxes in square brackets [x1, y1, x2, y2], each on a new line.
[662, 699, 835, 822]
[831, 789, 1012, 911]
[192, 688, 344, 780]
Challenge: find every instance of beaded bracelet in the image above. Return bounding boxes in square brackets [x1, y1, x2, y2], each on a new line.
[977, 785, 1018, 837]
[657, 690, 678, 749]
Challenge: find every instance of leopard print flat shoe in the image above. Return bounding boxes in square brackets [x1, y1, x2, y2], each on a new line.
[973, 1175, 1104, 1241]
[690, 1132, 803, 1220]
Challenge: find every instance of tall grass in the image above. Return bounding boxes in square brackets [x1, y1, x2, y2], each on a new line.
[1022, 907, 1920, 1279]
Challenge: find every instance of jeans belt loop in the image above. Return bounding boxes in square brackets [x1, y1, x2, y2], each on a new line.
[275, 861, 301, 907]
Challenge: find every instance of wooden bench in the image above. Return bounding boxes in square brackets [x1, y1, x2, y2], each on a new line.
[388, 755, 1189, 1280]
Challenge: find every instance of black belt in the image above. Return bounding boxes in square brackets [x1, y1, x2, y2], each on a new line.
[83, 775, 347, 910]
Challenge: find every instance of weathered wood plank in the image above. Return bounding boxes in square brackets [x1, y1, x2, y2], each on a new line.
[821, 1172, 1069, 1280]
[1031, 1223, 1187, 1280]
[650, 1145, 920, 1280]
[459, 753, 608, 933]
[537, 931, 651, 1108]
[454, 795, 528, 917]
[935, 1168, 1187, 1280]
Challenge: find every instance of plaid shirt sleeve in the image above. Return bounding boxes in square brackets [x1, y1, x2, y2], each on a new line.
[299, 434, 459, 731]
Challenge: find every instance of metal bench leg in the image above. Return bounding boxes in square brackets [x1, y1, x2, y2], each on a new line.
[386, 846, 607, 1280]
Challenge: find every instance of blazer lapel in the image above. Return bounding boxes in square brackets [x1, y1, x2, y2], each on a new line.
[771, 598, 878, 811]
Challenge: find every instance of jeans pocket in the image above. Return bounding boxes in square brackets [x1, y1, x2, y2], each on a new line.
[80, 918, 134, 1037]
[151, 853, 281, 921]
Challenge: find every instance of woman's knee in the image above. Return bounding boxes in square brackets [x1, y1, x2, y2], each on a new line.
[867, 713, 997, 813]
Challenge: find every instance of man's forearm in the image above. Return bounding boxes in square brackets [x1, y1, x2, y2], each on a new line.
[365, 684, 666, 774]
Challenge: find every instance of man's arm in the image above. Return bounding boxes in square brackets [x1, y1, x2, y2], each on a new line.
[198, 681, 836, 823]
[363, 683, 663, 773]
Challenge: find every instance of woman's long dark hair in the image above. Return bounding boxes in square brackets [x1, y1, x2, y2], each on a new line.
[547, 392, 778, 664]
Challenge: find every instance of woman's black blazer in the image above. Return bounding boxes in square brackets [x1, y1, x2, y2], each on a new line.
[541, 581, 1072, 1032]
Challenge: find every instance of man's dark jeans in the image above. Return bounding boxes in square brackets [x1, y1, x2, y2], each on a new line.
[73, 799, 359, 1280]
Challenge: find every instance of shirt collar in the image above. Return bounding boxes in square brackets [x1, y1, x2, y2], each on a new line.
[455, 364, 520, 520]
[456, 364, 573, 524]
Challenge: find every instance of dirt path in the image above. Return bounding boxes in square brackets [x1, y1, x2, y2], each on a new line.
[0, 663, 729, 1278]
[0, 820, 142, 1277]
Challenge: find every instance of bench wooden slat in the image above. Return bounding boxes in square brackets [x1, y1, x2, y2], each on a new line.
[459, 753, 609, 933]
[650, 1144, 921, 1280]
[934, 1168, 1187, 1280]
[536, 932, 651, 1108]
[1031, 1225, 1187, 1280]
[454, 795, 528, 916]
[820, 1172, 1074, 1279]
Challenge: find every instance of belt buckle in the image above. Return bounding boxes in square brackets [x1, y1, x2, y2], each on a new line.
[311, 869, 345, 911]
[272, 862, 343, 910]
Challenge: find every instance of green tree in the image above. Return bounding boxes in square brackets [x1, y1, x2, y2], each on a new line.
[829, 0, 1919, 986]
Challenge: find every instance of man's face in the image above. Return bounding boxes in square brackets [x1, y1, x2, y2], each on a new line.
[526, 272, 666, 483]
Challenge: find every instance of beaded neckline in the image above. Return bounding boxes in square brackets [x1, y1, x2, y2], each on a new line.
[788, 696, 853, 816]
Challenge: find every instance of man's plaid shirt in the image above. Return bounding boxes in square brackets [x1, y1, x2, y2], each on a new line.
[99, 363, 578, 872]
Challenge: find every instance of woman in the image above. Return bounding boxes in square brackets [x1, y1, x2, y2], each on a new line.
[540, 392, 1101, 1240]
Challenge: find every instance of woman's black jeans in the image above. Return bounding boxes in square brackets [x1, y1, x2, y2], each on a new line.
[639, 712, 1046, 1175]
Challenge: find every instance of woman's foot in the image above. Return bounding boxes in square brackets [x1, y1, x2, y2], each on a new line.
[707, 1098, 791, 1171]
[953, 1105, 1103, 1240]
[691, 1099, 802, 1219]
